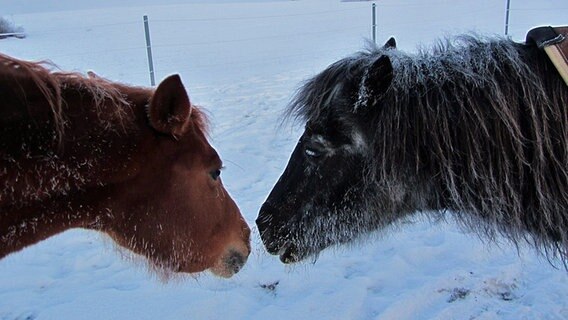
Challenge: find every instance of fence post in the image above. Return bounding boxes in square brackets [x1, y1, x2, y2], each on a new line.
[143, 15, 156, 86]
[372, 3, 377, 44]
[504, 0, 511, 36]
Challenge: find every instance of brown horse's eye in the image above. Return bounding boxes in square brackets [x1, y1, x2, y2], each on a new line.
[210, 169, 221, 181]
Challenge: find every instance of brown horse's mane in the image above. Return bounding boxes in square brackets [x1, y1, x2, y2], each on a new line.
[1, 54, 126, 143]
[0, 53, 209, 144]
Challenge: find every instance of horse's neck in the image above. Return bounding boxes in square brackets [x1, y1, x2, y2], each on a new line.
[0, 86, 147, 209]
[0, 190, 109, 259]
[0, 87, 150, 259]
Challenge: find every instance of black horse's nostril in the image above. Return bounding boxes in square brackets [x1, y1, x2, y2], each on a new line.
[258, 201, 273, 214]
[256, 202, 289, 256]
[256, 202, 274, 230]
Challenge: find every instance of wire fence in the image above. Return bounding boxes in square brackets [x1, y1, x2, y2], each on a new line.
[2, 1, 566, 86]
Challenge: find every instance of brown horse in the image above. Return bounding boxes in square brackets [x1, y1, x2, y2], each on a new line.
[0, 53, 250, 278]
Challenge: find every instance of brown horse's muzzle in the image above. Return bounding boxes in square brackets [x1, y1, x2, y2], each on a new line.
[210, 243, 251, 278]
[209, 214, 251, 278]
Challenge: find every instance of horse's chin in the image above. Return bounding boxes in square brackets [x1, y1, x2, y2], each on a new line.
[277, 241, 318, 264]
[278, 241, 298, 263]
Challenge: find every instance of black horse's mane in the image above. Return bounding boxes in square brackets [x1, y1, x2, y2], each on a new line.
[288, 34, 568, 264]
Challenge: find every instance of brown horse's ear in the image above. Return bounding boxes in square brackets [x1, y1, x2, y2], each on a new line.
[148, 74, 192, 138]
[355, 55, 393, 112]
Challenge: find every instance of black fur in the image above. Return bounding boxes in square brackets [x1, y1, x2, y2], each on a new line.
[257, 34, 568, 265]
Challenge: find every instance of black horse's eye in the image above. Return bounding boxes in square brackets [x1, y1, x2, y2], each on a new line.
[305, 148, 322, 159]
[210, 169, 221, 181]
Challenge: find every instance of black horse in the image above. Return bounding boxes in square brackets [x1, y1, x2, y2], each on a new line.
[256, 34, 568, 265]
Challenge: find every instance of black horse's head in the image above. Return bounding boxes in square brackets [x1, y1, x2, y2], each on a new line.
[260, 32, 568, 267]
[256, 39, 414, 263]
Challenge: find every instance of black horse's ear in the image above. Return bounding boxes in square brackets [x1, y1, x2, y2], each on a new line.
[366, 55, 393, 96]
[148, 74, 192, 138]
[355, 55, 393, 111]
[383, 37, 396, 50]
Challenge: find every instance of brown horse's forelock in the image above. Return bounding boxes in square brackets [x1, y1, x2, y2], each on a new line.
[288, 35, 568, 265]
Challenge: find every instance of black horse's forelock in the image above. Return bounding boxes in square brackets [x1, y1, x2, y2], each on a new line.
[286, 52, 373, 123]
[287, 34, 568, 265]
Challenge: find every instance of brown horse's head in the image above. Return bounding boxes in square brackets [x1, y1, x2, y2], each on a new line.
[105, 75, 250, 277]
[0, 53, 250, 278]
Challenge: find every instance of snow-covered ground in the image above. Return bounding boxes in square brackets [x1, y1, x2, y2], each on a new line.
[1, 1, 568, 319]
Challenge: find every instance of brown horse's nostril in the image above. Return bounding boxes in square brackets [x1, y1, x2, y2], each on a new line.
[210, 247, 249, 278]
[225, 249, 247, 274]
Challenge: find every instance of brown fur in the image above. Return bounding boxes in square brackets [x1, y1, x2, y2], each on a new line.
[0, 53, 250, 278]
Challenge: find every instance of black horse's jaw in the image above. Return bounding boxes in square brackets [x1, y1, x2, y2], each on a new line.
[257, 203, 309, 264]
[267, 238, 311, 264]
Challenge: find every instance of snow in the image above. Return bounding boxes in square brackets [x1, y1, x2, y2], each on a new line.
[1, 0, 568, 319]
